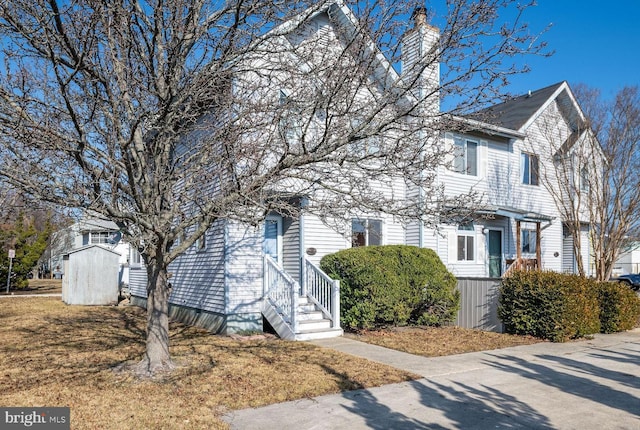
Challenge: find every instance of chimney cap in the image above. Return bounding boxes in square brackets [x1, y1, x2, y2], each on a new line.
[411, 6, 428, 27]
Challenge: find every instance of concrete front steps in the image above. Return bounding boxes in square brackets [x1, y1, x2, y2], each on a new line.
[262, 296, 343, 341]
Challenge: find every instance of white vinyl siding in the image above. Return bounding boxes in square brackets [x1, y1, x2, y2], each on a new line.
[300, 215, 350, 267]
[168, 219, 226, 313]
[225, 221, 263, 315]
[128, 267, 148, 298]
[282, 217, 301, 282]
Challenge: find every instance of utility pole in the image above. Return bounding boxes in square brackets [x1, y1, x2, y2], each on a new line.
[6, 249, 15, 294]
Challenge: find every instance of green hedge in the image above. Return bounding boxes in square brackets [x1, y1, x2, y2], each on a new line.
[498, 271, 601, 342]
[597, 282, 640, 333]
[319, 245, 459, 330]
[499, 271, 640, 342]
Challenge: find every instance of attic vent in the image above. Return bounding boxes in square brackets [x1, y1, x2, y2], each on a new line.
[527, 90, 532, 98]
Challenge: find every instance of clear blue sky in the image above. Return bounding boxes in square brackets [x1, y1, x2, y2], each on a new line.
[500, 0, 640, 100]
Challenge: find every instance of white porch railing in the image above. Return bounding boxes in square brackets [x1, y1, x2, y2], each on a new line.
[302, 258, 340, 329]
[263, 255, 299, 333]
[263, 254, 340, 335]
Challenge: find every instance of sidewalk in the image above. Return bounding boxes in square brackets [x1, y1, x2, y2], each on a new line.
[223, 330, 640, 429]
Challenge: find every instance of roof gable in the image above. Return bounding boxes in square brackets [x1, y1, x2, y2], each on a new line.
[471, 82, 565, 131]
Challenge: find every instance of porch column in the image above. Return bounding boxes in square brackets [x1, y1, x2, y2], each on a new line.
[536, 221, 541, 270]
[516, 221, 521, 260]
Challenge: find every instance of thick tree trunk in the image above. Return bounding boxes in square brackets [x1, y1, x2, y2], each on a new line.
[138, 259, 174, 375]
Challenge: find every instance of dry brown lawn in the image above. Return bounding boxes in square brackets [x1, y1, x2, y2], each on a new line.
[0, 297, 542, 429]
[346, 325, 542, 356]
[1, 279, 62, 295]
[0, 297, 416, 429]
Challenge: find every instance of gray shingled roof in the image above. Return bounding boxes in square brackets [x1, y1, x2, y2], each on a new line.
[471, 82, 566, 131]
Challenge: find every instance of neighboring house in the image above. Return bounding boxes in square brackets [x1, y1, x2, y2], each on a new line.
[407, 81, 597, 279]
[612, 242, 640, 276]
[128, 4, 599, 339]
[49, 216, 135, 287]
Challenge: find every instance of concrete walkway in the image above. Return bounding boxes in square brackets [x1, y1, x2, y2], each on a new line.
[223, 330, 640, 429]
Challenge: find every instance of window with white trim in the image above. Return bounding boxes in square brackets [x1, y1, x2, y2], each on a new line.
[90, 231, 115, 244]
[279, 90, 302, 143]
[352, 219, 382, 247]
[194, 225, 206, 252]
[580, 167, 589, 192]
[521, 152, 539, 185]
[522, 229, 537, 254]
[130, 248, 141, 266]
[453, 137, 478, 176]
[457, 223, 475, 261]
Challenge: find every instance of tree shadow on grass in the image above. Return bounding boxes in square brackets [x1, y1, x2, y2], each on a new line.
[0, 307, 149, 393]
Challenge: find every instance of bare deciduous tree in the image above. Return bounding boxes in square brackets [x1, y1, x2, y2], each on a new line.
[0, 0, 546, 374]
[539, 85, 640, 281]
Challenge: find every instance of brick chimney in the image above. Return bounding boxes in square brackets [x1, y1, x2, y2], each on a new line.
[401, 6, 440, 111]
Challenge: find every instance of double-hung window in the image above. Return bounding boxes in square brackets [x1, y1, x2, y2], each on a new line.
[352, 219, 382, 247]
[279, 90, 302, 143]
[521, 152, 539, 185]
[130, 248, 142, 267]
[522, 229, 537, 254]
[580, 167, 589, 192]
[194, 224, 206, 252]
[457, 223, 475, 261]
[91, 231, 113, 244]
[453, 138, 478, 176]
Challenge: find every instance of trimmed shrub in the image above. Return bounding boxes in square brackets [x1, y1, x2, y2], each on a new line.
[499, 271, 600, 342]
[320, 245, 459, 330]
[597, 282, 640, 333]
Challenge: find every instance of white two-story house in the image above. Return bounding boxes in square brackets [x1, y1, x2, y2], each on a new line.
[128, 3, 597, 339]
[408, 81, 595, 279]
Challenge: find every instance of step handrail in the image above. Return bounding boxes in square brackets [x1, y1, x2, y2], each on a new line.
[263, 255, 299, 333]
[302, 257, 340, 329]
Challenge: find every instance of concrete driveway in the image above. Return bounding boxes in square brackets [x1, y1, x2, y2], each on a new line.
[224, 330, 640, 429]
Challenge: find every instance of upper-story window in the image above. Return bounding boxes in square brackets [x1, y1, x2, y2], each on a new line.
[82, 231, 119, 246]
[453, 138, 478, 176]
[580, 167, 590, 192]
[349, 117, 380, 157]
[352, 219, 382, 247]
[521, 152, 539, 185]
[279, 90, 302, 143]
[195, 233, 206, 252]
[130, 248, 142, 266]
[457, 223, 475, 261]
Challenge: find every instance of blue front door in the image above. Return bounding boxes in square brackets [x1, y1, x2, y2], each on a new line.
[264, 216, 282, 264]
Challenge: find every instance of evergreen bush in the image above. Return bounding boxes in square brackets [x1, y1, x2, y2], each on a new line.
[499, 271, 600, 342]
[597, 282, 640, 333]
[320, 245, 459, 330]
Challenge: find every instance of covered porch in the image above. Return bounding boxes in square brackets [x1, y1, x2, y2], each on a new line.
[479, 206, 554, 277]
